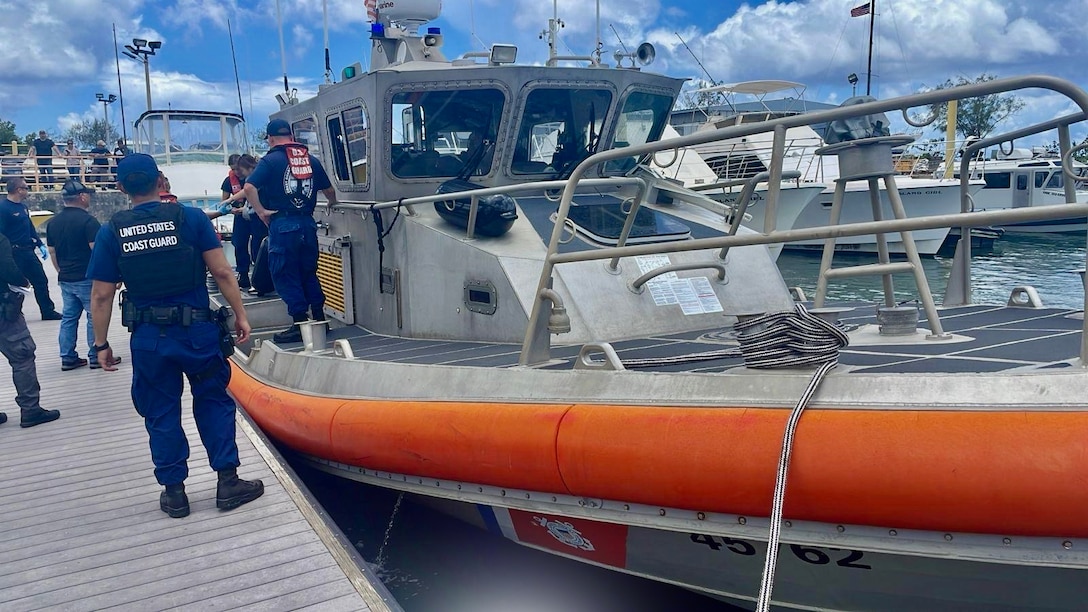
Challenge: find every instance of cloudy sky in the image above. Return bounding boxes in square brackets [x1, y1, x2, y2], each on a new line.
[1, 0, 1086, 146]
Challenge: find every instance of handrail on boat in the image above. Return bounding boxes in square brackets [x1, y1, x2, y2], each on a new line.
[520, 75, 1088, 367]
[948, 112, 1088, 306]
[630, 261, 728, 293]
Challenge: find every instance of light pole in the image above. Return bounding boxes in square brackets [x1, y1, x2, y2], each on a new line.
[847, 73, 859, 97]
[96, 93, 117, 135]
[122, 38, 162, 110]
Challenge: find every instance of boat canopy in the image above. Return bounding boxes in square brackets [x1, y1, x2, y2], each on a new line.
[133, 110, 249, 166]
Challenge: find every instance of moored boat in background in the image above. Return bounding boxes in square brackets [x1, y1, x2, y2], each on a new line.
[132, 109, 250, 237]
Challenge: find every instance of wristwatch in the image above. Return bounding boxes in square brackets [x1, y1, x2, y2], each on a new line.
[92, 341, 110, 353]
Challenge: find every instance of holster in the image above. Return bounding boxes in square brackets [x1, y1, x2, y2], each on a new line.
[0, 290, 23, 322]
[120, 290, 136, 331]
[215, 307, 235, 357]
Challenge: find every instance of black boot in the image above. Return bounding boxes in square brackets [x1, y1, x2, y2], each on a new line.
[216, 468, 264, 511]
[0, 412, 7, 425]
[237, 272, 251, 289]
[311, 306, 325, 322]
[160, 483, 190, 518]
[20, 407, 60, 428]
[272, 313, 308, 344]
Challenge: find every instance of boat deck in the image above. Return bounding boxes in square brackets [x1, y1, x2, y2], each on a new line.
[0, 269, 399, 611]
[264, 299, 1084, 375]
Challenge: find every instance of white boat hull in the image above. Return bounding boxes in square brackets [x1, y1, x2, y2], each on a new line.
[784, 180, 967, 256]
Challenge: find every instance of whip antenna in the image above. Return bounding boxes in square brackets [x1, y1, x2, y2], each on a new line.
[323, 0, 332, 83]
[112, 23, 128, 142]
[228, 19, 245, 121]
[276, 0, 289, 93]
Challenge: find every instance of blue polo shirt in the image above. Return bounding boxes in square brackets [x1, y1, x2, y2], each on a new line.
[246, 144, 332, 215]
[0, 197, 43, 249]
[87, 200, 222, 309]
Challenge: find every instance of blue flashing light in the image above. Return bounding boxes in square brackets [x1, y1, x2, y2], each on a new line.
[428, 27, 441, 35]
[370, 23, 385, 37]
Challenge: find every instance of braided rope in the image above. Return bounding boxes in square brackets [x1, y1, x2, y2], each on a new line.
[740, 305, 848, 612]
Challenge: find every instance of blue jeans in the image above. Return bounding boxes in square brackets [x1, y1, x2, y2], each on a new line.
[59, 279, 95, 365]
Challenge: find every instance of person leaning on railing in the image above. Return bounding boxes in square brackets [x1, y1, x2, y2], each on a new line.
[88, 140, 111, 186]
[63, 140, 82, 181]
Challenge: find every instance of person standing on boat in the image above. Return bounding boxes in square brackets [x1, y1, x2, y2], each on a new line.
[0, 230, 61, 429]
[243, 119, 338, 343]
[0, 177, 61, 320]
[87, 153, 263, 519]
[48, 179, 115, 371]
[30, 130, 61, 190]
[222, 154, 264, 292]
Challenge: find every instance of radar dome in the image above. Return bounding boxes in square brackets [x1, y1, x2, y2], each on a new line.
[375, 0, 442, 30]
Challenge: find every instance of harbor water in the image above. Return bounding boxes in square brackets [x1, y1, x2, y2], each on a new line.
[778, 233, 1088, 309]
[261, 232, 1083, 611]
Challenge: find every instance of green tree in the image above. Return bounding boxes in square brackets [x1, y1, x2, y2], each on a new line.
[0, 119, 17, 146]
[65, 119, 119, 149]
[1076, 137, 1088, 164]
[924, 74, 1025, 139]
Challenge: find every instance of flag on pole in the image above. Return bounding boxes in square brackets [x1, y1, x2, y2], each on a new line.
[850, 2, 871, 17]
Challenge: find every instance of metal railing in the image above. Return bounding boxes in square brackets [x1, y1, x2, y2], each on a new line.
[518, 75, 1088, 366]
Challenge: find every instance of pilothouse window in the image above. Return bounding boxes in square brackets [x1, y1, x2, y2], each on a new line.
[604, 91, 673, 174]
[390, 88, 504, 179]
[511, 88, 612, 175]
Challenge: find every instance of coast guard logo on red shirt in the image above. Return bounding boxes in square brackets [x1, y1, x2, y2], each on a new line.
[282, 144, 314, 209]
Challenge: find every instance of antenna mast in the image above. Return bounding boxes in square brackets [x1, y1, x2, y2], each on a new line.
[541, 0, 563, 62]
[323, 0, 332, 83]
[866, 0, 876, 95]
[275, 0, 289, 94]
[228, 20, 245, 121]
[112, 23, 127, 142]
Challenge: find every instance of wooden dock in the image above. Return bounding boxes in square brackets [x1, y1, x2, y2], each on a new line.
[0, 264, 400, 611]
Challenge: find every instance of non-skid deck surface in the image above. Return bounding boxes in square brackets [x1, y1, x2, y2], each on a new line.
[0, 266, 394, 611]
[276, 302, 1083, 374]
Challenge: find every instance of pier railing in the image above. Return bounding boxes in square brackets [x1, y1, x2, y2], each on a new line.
[519, 75, 1088, 366]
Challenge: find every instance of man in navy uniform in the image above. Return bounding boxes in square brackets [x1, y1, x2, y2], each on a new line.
[243, 119, 338, 342]
[88, 153, 263, 518]
[0, 177, 61, 320]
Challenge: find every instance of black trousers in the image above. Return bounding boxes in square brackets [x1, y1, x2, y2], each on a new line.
[12, 248, 56, 316]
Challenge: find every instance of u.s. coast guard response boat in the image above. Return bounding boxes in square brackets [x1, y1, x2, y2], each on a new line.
[219, 0, 1088, 609]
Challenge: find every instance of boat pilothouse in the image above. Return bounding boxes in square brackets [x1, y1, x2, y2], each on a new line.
[261, 0, 771, 342]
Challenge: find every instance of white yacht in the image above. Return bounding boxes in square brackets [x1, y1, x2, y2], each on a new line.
[131, 109, 251, 237]
[943, 148, 1088, 233]
[669, 81, 981, 256]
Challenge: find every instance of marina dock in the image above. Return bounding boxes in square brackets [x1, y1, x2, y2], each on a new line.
[0, 266, 399, 611]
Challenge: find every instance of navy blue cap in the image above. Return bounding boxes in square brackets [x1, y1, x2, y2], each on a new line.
[61, 178, 94, 197]
[116, 153, 159, 184]
[266, 118, 292, 137]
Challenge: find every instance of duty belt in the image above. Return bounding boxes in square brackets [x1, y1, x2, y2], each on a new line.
[133, 305, 214, 327]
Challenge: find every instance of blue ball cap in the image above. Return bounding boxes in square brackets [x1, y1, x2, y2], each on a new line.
[116, 153, 159, 185]
[266, 118, 292, 137]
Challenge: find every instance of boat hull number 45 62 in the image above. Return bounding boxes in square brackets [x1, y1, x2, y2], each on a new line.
[690, 534, 872, 569]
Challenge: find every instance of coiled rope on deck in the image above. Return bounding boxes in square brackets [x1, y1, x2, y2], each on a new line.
[735, 304, 849, 612]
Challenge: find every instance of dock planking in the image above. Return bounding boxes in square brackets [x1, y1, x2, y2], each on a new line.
[0, 262, 398, 611]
